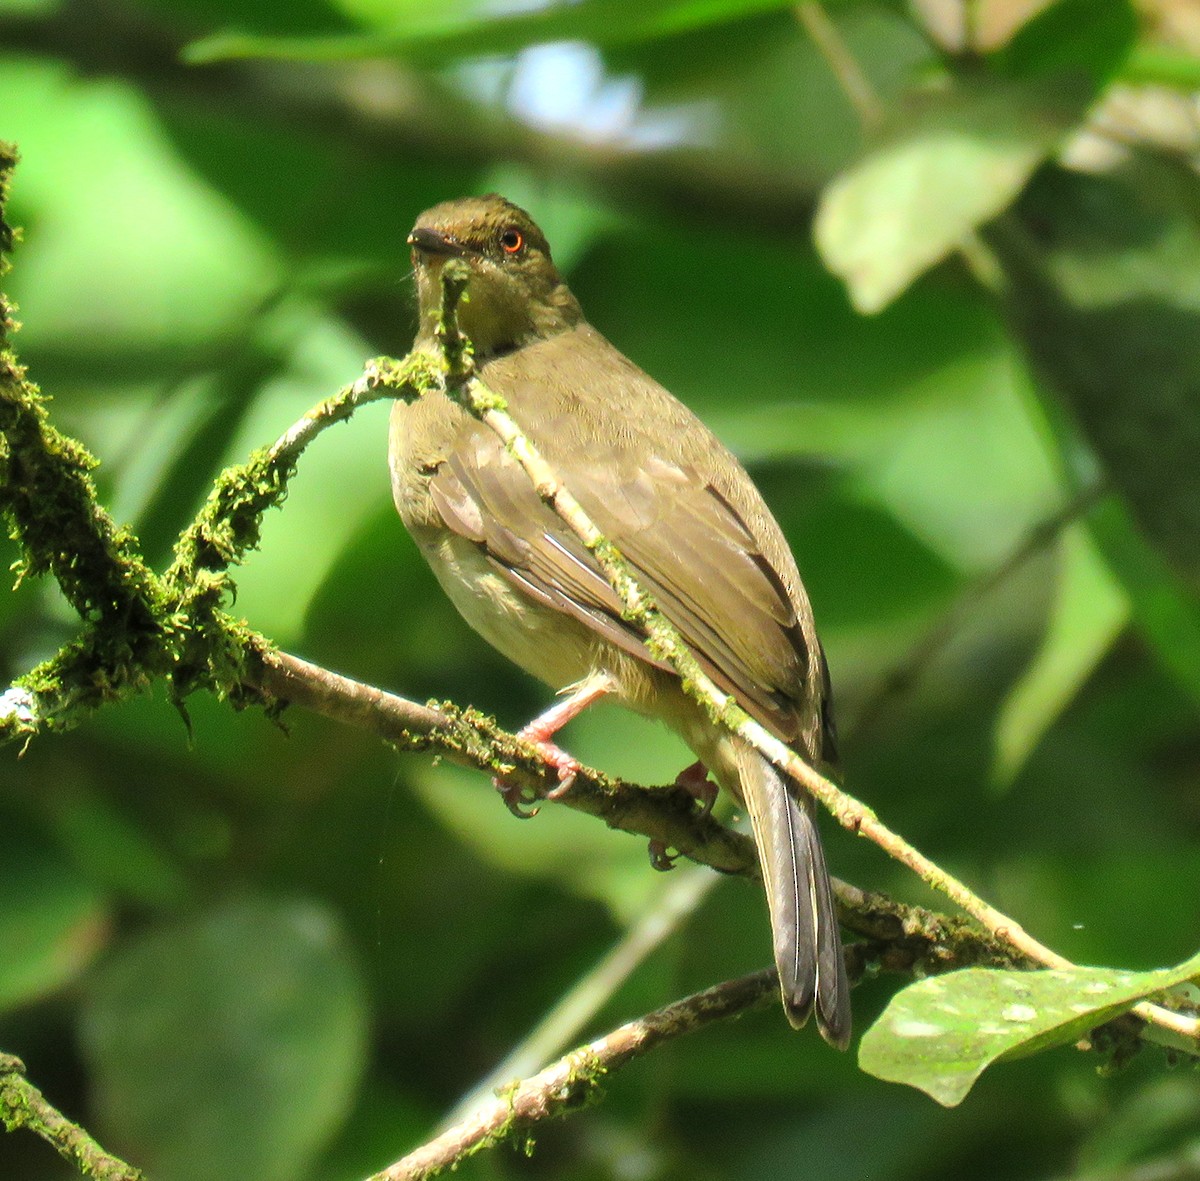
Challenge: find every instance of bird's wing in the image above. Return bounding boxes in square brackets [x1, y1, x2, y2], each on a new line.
[427, 417, 814, 743]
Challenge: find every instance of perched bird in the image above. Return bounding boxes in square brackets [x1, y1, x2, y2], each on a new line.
[390, 194, 851, 1046]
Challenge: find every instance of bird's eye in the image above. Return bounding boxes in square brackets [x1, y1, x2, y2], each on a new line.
[499, 228, 524, 254]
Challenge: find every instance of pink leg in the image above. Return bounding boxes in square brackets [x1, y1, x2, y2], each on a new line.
[496, 673, 613, 817]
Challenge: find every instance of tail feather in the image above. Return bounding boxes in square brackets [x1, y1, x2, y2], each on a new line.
[737, 745, 851, 1049]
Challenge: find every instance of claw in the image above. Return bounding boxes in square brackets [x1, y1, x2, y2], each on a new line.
[541, 747, 581, 800]
[648, 839, 678, 871]
[494, 776, 541, 819]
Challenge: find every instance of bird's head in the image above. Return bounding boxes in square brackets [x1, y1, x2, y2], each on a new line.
[408, 194, 583, 357]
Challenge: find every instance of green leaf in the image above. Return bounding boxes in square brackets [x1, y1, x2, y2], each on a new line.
[80, 895, 368, 1181]
[993, 523, 1128, 786]
[185, 0, 803, 63]
[815, 76, 1080, 314]
[860, 949, 1200, 1107]
[1088, 496, 1200, 709]
[991, 0, 1136, 86]
[0, 826, 109, 1013]
[1000, 162, 1200, 592]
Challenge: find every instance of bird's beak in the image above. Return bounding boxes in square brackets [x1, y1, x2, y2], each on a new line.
[407, 226, 462, 257]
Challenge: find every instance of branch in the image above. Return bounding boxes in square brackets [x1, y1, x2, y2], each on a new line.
[371, 970, 778, 1181]
[249, 646, 1013, 969]
[162, 354, 436, 596]
[1, 132, 1194, 1181]
[0, 352, 443, 742]
[251, 647, 758, 877]
[413, 257, 1200, 1047]
[0, 1054, 143, 1181]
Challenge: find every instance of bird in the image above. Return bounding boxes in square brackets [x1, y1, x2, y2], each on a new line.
[389, 194, 851, 1047]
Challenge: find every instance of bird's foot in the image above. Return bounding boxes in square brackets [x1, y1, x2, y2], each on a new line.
[522, 735, 581, 800]
[674, 760, 718, 816]
[494, 777, 542, 819]
[647, 839, 678, 871]
[494, 675, 610, 817]
[494, 735, 581, 817]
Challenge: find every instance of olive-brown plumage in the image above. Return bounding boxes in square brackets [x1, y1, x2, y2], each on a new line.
[390, 194, 851, 1046]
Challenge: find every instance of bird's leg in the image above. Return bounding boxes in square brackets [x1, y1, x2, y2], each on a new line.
[674, 759, 718, 816]
[496, 672, 614, 817]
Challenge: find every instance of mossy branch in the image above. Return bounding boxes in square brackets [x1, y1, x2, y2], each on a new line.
[0, 1054, 143, 1181]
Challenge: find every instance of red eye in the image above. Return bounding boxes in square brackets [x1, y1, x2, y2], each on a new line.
[500, 228, 524, 254]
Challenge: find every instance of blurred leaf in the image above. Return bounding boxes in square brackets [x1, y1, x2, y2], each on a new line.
[990, 0, 1135, 85]
[1, 61, 282, 358]
[0, 822, 110, 1013]
[1123, 44, 1200, 89]
[188, 0, 816, 63]
[912, 0, 1059, 53]
[860, 949, 1200, 1107]
[1088, 496, 1200, 709]
[993, 524, 1128, 786]
[80, 895, 368, 1181]
[44, 788, 188, 907]
[157, 105, 479, 272]
[999, 161, 1200, 591]
[818, 0, 1135, 312]
[816, 75, 1086, 314]
[612, 7, 932, 191]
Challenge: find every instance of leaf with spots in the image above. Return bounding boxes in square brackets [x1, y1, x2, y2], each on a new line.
[859, 950, 1200, 1107]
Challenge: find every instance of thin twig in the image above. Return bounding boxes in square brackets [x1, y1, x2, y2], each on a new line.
[372, 970, 777, 1181]
[163, 353, 434, 594]
[0, 1054, 143, 1181]
[439, 865, 719, 1131]
[851, 480, 1111, 741]
[795, 2, 884, 130]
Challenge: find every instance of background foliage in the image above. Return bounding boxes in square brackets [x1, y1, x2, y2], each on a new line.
[3, 0, 1200, 1177]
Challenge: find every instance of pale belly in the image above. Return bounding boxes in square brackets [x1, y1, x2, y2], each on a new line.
[421, 530, 603, 693]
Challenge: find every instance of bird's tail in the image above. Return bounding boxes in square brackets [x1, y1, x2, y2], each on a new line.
[736, 744, 851, 1048]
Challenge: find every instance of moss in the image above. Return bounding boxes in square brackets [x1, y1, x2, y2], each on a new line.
[0, 358, 164, 637]
[0, 140, 17, 339]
